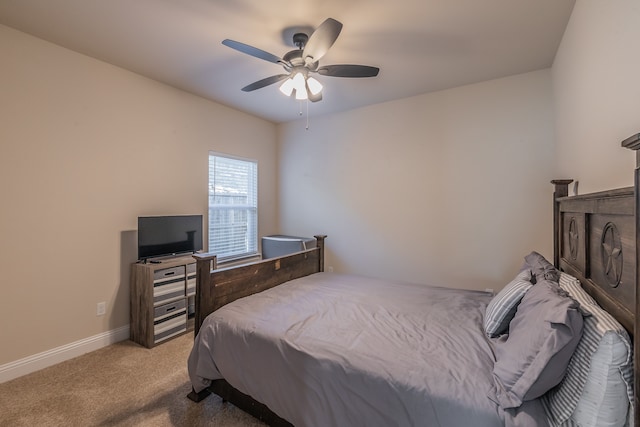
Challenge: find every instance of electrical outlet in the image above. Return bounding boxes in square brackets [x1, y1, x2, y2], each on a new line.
[327, 266, 334, 273]
[97, 302, 106, 316]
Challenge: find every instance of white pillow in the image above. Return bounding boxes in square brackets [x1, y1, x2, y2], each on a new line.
[572, 332, 629, 427]
[483, 269, 533, 338]
[542, 273, 633, 427]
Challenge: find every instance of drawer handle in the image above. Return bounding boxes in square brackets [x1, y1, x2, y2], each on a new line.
[164, 272, 175, 276]
[166, 307, 176, 312]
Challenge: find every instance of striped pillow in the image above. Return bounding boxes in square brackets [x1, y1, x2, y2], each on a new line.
[484, 269, 533, 338]
[542, 273, 634, 427]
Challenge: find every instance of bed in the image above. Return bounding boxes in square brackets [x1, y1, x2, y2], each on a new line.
[187, 135, 640, 427]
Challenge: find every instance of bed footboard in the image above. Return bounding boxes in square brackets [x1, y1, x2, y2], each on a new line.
[187, 235, 326, 421]
[192, 235, 326, 337]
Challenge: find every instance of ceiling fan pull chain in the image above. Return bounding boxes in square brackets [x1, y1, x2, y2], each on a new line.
[306, 100, 310, 131]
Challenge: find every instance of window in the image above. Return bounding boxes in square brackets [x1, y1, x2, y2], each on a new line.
[208, 153, 258, 260]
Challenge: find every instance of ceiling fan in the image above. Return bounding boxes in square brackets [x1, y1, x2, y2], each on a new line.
[222, 18, 379, 102]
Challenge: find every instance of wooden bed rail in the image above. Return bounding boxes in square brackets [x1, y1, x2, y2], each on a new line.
[192, 235, 326, 337]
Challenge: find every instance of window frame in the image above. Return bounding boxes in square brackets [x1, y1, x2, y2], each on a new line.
[207, 152, 258, 262]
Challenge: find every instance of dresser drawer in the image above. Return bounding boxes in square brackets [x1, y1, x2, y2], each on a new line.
[154, 298, 186, 320]
[153, 265, 185, 282]
[153, 299, 187, 343]
[153, 266, 186, 305]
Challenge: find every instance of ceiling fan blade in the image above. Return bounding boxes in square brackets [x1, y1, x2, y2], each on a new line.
[303, 18, 343, 64]
[317, 64, 380, 78]
[241, 74, 290, 92]
[222, 39, 283, 64]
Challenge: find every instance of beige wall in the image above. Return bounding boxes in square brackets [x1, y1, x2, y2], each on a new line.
[278, 70, 555, 291]
[553, 0, 640, 193]
[0, 25, 278, 365]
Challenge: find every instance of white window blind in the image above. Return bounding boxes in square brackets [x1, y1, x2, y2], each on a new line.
[208, 153, 258, 260]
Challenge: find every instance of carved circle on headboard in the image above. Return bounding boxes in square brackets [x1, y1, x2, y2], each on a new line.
[568, 217, 578, 260]
[601, 222, 623, 288]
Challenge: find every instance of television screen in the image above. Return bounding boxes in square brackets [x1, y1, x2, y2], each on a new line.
[137, 215, 203, 260]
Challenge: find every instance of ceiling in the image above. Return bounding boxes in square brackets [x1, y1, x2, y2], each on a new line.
[0, 0, 575, 124]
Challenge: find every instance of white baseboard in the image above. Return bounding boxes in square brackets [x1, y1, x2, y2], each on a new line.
[0, 325, 130, 384]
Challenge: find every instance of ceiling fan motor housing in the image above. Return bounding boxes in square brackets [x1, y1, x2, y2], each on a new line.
[282, 49, 318, 71]
[292, 32, 309, 49]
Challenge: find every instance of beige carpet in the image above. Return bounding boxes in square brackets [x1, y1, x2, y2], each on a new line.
[0, 334, 267, 426]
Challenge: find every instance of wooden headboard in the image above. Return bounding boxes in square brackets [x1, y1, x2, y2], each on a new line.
[552, 132, 640, 427]
[551, 181, 634, 333]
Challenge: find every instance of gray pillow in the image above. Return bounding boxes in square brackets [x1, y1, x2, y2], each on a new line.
[492, 280, 584, 409]
[524, 251, 560, 283]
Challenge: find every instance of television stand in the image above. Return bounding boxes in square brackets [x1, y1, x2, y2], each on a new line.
[130, 255, 196, 347]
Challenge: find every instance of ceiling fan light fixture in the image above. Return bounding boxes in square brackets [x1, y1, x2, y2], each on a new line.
[306, 77, 323, 95]
[295, 87, 308, 100]
[279, 77, 295, 96]
[292, 72, 308, 100]
[292, 72, 306, 92]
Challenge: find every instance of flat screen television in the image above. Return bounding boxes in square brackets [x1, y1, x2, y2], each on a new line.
[137, 215, 203, 261]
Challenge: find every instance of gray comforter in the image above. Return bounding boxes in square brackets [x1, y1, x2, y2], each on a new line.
[188, 272, 547, 427]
